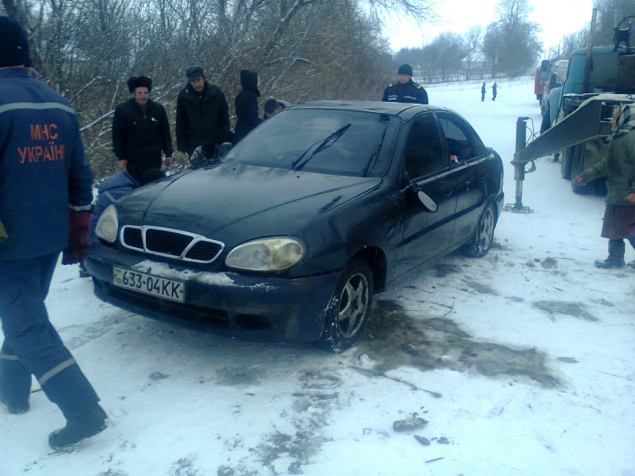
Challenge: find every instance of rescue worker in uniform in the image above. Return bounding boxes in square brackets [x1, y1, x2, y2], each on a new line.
[382, 64, 429, 104]
[0, 16, 107, 449]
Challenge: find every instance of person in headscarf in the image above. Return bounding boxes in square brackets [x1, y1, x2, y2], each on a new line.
[574, 103, 635, 268]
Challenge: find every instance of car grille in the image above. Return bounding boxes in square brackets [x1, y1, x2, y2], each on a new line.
[121, 226, 224, 263]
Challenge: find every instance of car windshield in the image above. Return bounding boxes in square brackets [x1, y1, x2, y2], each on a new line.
[223, 109, 397, 177]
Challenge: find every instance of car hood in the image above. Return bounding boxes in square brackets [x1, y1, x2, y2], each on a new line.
[119, 163, 381, 242]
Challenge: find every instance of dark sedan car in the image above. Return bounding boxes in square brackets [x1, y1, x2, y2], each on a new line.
[87, 100, 504, 351]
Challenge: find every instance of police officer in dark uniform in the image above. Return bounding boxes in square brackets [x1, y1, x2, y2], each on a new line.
[0, 16, 107, 449]
[382, 64, 429, 104]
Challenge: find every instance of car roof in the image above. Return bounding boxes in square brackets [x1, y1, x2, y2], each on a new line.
[288, 100, 448, 120]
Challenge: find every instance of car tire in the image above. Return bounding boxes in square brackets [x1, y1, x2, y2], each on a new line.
[462, 202, 496, 258]
[316, 257, 373, 353]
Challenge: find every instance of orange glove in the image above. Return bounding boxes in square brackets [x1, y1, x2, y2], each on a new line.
[62, 210, 92, 265]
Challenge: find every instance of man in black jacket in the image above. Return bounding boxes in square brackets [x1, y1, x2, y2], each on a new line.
[112, 76, 173, 179]
[382, 64, 428, 104]
[176, 66, 231, 156]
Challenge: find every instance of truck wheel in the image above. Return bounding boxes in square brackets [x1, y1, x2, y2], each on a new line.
[569, 145, 591, 195]
[316, 257, 373, 353]
[462, 202, 496, 258]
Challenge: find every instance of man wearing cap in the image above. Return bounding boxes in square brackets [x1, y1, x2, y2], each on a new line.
[382, 64, 429, 104]
[0, 16, 107, 449]
[112, 76, 173, 179]
[176, 66, 231, 157]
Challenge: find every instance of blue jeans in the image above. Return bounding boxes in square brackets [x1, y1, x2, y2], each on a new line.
[0, 253, 99, 418]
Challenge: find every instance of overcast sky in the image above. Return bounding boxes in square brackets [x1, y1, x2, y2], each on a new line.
[387, 0, 595, 54]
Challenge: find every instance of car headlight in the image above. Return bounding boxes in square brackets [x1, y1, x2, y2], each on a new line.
[226, 237, 305, 271]
[95, 204, 119, 243]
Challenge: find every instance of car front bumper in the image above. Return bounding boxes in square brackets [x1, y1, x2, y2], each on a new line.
[86, 243, 341, 343]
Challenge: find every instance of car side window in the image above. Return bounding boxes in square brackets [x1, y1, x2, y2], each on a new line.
[404, 114, 445, 179]
[437, 113, 476, 162]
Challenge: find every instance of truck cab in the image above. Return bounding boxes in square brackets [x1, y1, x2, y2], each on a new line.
[560, 46, 635, 118]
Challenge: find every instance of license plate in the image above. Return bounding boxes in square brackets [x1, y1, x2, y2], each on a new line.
[113, 266, 185, 303]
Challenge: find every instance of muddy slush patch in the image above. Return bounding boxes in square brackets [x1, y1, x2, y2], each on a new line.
[532, 300, 598, 321]
[357, 300, 560, 388]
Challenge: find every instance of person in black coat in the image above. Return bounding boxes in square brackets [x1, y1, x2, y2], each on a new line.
[382, 64, 428, 104]
[234, 70, 261, 142]
[112, 76, 173, 179]
[176, 66, 231, 156]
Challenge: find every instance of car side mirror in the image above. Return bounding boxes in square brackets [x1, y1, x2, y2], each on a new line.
[218, 142, 233, 158]
[417, 191, 438, 212]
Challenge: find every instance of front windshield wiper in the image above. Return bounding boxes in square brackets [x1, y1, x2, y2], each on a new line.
[361, 126, 387, 177]
[291, 123, 351, 171]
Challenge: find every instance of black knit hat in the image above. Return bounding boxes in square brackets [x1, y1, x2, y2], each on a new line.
[397, 64, 413, 76]
[127, 76, 152, 93]
[0, 16, 32, 68]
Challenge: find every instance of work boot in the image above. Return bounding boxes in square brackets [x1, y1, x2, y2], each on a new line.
[78, 261, 90, 278]
[49, 404, 108, 450]
[0, 392, 30, 415]
[595, 239, 626, 269]
[595, 258, 626, 268]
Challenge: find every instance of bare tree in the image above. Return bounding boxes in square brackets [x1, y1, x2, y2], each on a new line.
[463, 26, 483, 78]
[483, 0, 541, 76]
[2, 0, 435, 179]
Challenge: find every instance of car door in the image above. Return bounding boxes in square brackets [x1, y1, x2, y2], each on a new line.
[436, 112, 486, 244]
[399, 112, 457, 274]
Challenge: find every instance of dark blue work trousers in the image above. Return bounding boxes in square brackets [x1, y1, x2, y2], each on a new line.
[0, 253, 99, 419]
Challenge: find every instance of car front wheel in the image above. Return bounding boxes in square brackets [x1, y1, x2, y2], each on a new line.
[462, 202, 496, 258]
[317, 258, 373, 352]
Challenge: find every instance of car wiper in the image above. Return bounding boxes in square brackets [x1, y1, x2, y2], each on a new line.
[361, 126, 387, 176]
[291, 123, 351, 170]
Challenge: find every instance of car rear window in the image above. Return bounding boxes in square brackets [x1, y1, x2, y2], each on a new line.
[223, 109, 397, 177]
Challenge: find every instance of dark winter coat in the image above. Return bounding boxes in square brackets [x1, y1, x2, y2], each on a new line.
[176, 81, 230, 154]
[382, 80, 428, 104]
[234, 70, 261, 142]
[0, 68, 93, 260]
[581, 130, 635, 206]
[112, 98, 173, 179]
[88, 171, 139, 244]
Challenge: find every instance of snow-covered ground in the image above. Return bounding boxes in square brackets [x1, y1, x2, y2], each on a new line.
[2, 78, 634, 476]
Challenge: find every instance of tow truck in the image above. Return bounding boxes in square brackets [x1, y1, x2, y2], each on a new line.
[510, 10, 635, 211]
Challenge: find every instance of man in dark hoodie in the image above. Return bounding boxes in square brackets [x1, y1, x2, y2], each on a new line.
[234, 70, 261, 142]
[176, 66, 231, 156]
